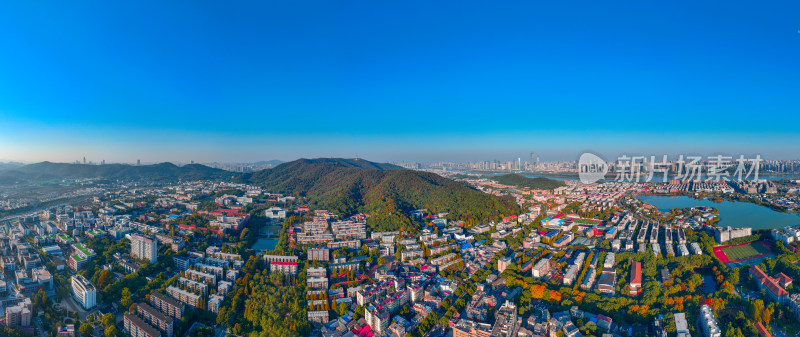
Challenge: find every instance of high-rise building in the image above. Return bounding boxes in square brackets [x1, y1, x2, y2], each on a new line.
[5, 299, 32, 328]
[131, 234, 158, 263]
[71, 275, 96, 309]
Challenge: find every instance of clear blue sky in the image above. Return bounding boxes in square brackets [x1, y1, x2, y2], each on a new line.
[1, 0, 798, 163]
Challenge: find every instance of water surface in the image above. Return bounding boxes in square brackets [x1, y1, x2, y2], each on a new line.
[252, 238, 279, 251]
[637, 195, 800, 229]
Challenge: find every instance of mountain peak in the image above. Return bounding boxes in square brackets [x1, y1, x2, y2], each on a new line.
[295, 157, 403, 171]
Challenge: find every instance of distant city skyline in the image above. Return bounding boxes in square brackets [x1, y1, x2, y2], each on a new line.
[3, 147, 800, 167]
[1, 1, 799, 163]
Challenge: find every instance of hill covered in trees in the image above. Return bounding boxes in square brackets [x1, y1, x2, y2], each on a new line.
[491, 173, 566, 190]
[237, 158, 521, 231]
[294, 157, 403, 170]
[0, 161, 234, 183]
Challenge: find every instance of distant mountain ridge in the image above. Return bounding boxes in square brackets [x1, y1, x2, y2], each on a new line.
[238, 158, 521, 231]
[0, 161, 232, 183]
[253, 160, 285, 166]
[491, 173, 567, 190]
[0, 162, 25, 171]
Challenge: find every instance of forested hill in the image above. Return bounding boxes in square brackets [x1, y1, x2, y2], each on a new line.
[237, 158, 521, 231]
[296, 158, 403, 170]
[491, 173, 566, 190]
[0, 161, 233, 183]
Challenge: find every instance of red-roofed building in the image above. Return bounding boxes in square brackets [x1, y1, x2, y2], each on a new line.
[751, 266, 789, 305]
[203, 209, 247, 217]
[629, 261, 642, 296]
[775, 273, 793, 289]
[353, 325, 373, 337]
[271, 261, 297, 266]
[596, 314, 613, 330]
[502, 215, 518, 223]
[264, 255, 299, 275]
[755, 322, 773, 337]
[177, 224, 223, 236]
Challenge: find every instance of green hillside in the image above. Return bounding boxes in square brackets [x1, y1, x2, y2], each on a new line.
[237, 158, 521, 231]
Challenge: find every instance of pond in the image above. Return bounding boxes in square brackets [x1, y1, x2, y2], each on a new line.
[252, 238, 279, 251]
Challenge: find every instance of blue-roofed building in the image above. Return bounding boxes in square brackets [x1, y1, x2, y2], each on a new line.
[542, 217, 564, 229]
[605, 227, 617, 239]
[335, 297, 352, 304]
[553, 234, 573, 248]
[544, 230, 560, 240]
[392, 315, 411, 326]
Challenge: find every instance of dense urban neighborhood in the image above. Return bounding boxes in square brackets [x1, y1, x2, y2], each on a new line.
[3, 0, 799, 336]
[1, 159, 800, 337]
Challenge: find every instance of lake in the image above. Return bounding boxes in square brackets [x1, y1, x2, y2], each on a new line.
[252, 238, 278, 251]
[637, 195, 800, 229]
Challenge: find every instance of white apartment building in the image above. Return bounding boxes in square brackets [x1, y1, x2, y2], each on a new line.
[698, 304, 721, 337]
[131, 234, 158, 263]
[71, 275, 96, 309]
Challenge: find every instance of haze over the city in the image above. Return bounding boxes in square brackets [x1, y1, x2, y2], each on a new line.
[1, 1, 799, 163]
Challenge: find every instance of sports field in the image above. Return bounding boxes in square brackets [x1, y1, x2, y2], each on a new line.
[723, 242, 770, 261]
[714, 241, 773, 263]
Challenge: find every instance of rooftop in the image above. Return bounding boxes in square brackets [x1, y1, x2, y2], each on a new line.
[124, 313, 161, 337]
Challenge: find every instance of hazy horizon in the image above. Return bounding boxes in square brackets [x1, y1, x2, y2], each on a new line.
[3, 148, 800, 167]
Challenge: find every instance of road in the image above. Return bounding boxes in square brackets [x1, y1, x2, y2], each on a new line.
[771, 323, 790, 337]
[61, 296, 98, 321]
[33, 317, 47, 337]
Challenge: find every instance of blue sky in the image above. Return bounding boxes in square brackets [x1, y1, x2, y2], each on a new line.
[1, 0, 799, 163]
